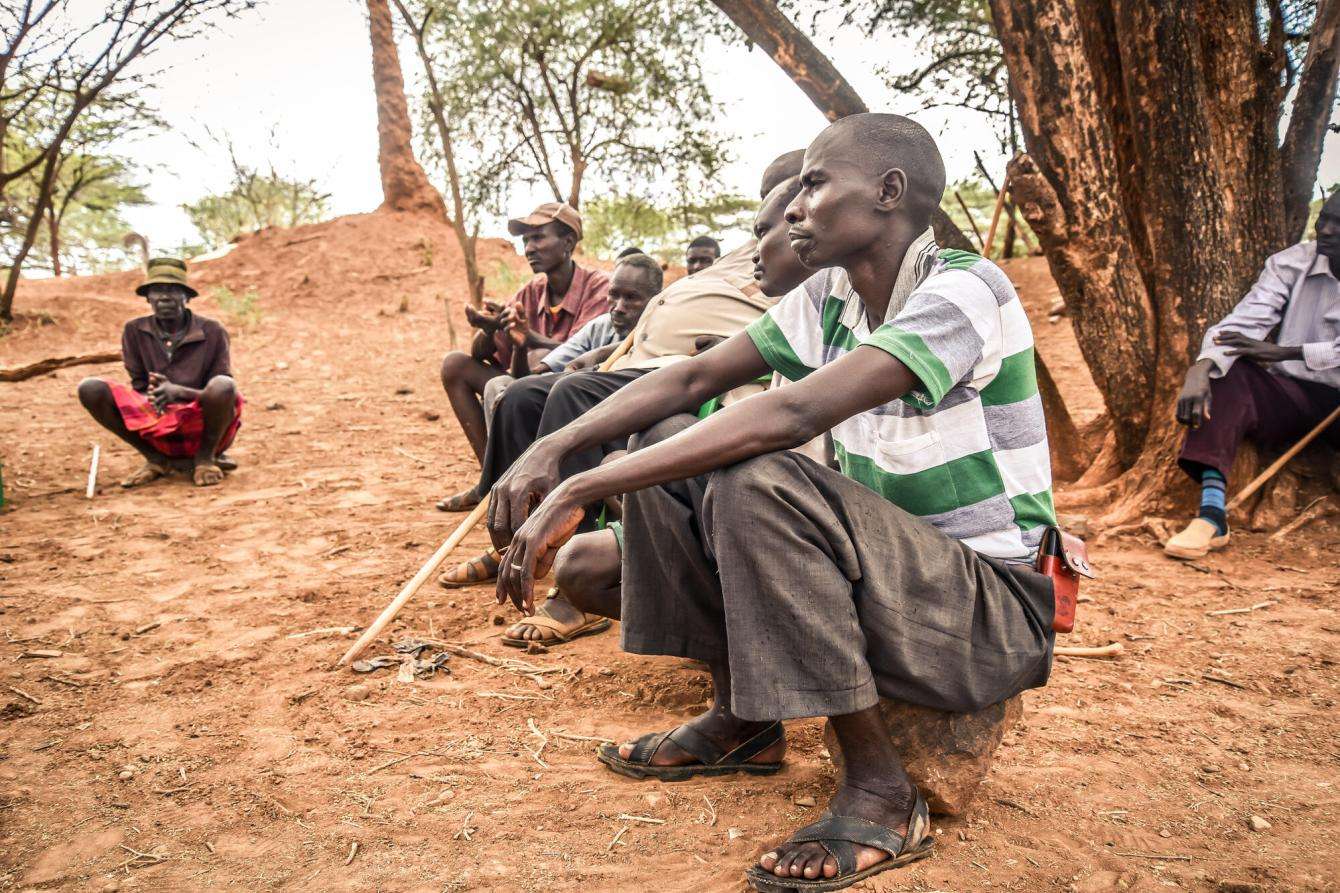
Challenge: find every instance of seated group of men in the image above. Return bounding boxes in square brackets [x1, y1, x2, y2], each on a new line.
[80, 111, 1339, 891]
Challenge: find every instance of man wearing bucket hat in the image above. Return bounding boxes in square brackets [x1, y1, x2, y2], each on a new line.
[77, 257, 244, 488]
[436, 201, 609, 510]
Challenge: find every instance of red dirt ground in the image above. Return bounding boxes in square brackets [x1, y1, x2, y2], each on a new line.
[1, 211, 1337, 892]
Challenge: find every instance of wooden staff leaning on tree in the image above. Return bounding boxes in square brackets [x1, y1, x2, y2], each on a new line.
[1165, 190, 1340, 560]
[486, 113, 1062, 892]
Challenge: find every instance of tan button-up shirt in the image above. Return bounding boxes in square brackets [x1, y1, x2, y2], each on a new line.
[611, 241, 776, 373]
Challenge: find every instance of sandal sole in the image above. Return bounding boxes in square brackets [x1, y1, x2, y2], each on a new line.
[744, 840, 934, 892]
[597, 746, 782, 782]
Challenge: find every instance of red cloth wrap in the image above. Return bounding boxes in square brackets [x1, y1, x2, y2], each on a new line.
[104, 379, 243, 458]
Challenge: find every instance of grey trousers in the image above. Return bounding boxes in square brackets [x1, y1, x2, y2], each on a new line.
[481, 373, 516, 432]
[619, 415, 1056, 721]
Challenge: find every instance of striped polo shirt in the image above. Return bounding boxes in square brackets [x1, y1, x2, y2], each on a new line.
[746, 244, 1055, 561]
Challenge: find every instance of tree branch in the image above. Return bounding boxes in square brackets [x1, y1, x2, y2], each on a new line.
[1281, 0, 1340, 240]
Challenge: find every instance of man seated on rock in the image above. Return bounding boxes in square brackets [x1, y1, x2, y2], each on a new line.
[1165, 191, 1340, 559]
[502, 172, 814, 647]
[437, 202, 608, 488]
[77, 257, 243, 488]
[686, 235, 721, 275]
[489, 114, 1057, 891]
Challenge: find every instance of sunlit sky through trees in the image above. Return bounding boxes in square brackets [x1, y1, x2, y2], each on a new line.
[114, 0, 1340, 258]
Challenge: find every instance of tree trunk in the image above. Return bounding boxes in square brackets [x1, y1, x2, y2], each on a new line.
[991, 0, 1339, 520]
[46, 207, 62, 277]
[1281, 0, 1340, 241]
[366, 0, 446, 218]
[709, 0, 975, 253]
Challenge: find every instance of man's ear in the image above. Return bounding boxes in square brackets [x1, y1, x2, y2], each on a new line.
[876, 168, 907, 213]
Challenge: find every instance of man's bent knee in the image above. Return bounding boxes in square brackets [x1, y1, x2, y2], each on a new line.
[77, 377, 110, 408]
[553, 530, 619, 596]
[439, 350, 474, 385]
[201, 375, 237, 403]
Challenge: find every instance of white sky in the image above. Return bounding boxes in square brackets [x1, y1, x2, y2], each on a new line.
[117, 0, 1340, 255]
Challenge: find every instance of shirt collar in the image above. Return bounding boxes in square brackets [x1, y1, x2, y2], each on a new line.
[553, 263, 590, 316]
[837, 228, 939, 332]
[136, 310, 203, 344]
[1308, 245, 1337, 280]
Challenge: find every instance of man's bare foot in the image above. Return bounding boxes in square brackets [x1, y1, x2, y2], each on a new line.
[121, 461, 169, 488]
[216, 453, 238, 472]
[193, 460, 225, 487]
[615, 708, 784, 768]
[757, 781, 919, 882]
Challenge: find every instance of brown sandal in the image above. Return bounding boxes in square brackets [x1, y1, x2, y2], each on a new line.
[502, 591, 611, 647]
[437, 548, 502, 588]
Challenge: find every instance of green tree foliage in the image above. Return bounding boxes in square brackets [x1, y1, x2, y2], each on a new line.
[582, 191, 757, 262]
[412, 0, 733, 215]
[181, 139, 330, 249]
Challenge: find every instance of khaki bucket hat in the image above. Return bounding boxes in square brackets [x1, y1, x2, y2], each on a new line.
[136, 256, 198, 299]
[507, 202, 583, 240]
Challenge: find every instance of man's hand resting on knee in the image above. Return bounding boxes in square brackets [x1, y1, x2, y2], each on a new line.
[1176, 359, 1215, 429]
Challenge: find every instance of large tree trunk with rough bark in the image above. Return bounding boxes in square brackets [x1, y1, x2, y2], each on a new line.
[709, 0, 975, 254]
[366, 0, 446, 218]
[991, 0, 1340, 522]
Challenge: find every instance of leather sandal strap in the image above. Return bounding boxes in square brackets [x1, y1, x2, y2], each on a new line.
[718, 721, 782, 765]
[666, 724, 727, 766]
[626, 730, 673, 765]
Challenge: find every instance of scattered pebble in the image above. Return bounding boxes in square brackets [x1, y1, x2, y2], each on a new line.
[423, 411, 440, 421]
[727, 827, 743, 840]
[525, 642, 549, 655]
[345, 684, 371, 702]
[1238, 761, 1250, 771]
[117, 770, 133, 781]
[793, 794, 816, 808]
[1159, 828, 1171, 838]
[1201, 764, 1221, 774]
[1247, 815, 1271, 832]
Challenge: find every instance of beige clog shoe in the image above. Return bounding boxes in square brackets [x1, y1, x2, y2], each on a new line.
[1163, 518, 1230, 560]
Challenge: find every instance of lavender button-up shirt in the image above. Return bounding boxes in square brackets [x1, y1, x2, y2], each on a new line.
[1199, 241, 1340, 389]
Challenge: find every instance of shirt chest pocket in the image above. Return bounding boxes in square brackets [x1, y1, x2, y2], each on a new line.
[873, 428, 944, 475]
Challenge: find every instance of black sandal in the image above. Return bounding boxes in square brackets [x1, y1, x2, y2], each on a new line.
[597, 721, 784, 781]
[745, 789, 934, 892]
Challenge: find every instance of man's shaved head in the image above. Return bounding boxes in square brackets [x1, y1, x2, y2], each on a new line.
[808, 113, 945, 229]
[760, 149, 806, 198]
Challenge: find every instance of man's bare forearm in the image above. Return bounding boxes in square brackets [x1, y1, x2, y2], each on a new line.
[539, 334, 769, 460]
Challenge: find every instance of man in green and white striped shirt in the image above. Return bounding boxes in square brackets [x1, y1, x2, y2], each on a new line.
[486, 114, 1058, 891]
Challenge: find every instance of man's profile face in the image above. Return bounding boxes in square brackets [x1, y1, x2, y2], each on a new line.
[685, 245, 718, 275]
[606, 264, 656, 336]
[785, 131, 886, 269]
[521, 222, 575, 274]
[752, 179, 811, 297]
[1316, 194, 1340, 264]
[144, 284, 188, 322]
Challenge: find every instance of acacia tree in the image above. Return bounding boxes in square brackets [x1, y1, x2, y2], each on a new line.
[421, 0, 732, 212]
[0, 0, 254, 321]
[990, 0, 1340, 519]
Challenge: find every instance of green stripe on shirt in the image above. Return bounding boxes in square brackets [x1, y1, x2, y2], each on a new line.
[834, 442, 1007, 517]
[860, 325, 954, 408]
[1009, 490, 1057, 531]
[746, 314, 816, 381]
[980, 347, 1037, 406]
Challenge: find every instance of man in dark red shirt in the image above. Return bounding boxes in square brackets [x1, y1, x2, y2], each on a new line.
[77, 257, 243, 488]
[437, 202, 609, 506]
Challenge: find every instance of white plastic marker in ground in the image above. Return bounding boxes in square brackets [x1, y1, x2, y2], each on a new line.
[85, 443, 100, 499]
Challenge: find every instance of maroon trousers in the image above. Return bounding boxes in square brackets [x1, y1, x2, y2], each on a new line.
[1178, 360, 1340, 480]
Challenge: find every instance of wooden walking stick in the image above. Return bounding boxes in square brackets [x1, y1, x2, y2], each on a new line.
[983, 174, 1010, 259]
[1226, 404, 1340, 511]
[85, 443, 100, 499]
[337, 332, 639, 666]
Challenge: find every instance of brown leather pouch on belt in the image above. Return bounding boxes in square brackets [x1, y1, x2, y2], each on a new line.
[1036, 526, 1095, 634]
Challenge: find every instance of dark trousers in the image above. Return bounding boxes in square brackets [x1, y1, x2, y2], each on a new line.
[619, 414, 1056, 720]
[1178, 361, 1340, 480]
[478, 368, 648, 526]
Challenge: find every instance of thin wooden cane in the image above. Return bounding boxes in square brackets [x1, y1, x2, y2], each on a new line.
[983, 174, 1010, 259]
[1226, 404, 1340, 511]
[337, 332, 639, 666]
[338, 497, 490, 665]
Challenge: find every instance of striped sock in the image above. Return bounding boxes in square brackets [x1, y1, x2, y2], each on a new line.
[1198, 469, 1228, 536]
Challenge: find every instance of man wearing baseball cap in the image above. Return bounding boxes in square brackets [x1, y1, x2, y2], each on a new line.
[437, 201, 609, 510]
[76, 256, 243, 488]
